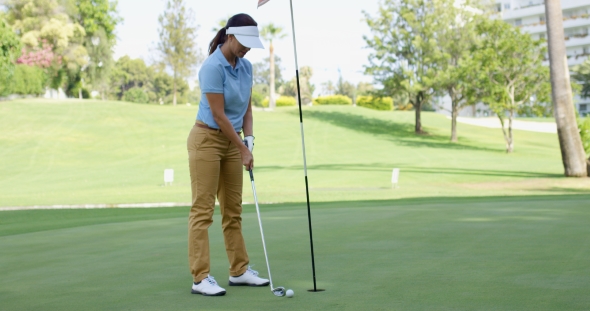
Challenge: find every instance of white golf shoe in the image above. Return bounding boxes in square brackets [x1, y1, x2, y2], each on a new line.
[191, 275, 226, 296]
[228, 266, 270, 286]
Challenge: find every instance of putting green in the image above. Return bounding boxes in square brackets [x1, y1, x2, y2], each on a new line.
[1, 195, 589, 310]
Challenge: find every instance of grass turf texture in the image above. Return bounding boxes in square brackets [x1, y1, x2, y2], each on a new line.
[1, 195, 590, 310]
[0, 99, 588, 207]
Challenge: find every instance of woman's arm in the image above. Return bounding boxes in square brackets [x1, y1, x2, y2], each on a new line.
[206, 93, 253, 170]
[242, 91, 253, 137]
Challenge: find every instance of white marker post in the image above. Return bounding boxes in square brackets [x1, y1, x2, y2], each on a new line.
[164, 169, 174, 186]
[391, 168, 400, 189]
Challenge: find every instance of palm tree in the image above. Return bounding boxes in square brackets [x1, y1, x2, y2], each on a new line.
[545, 0, 588, 176]
[261, 23, 287, 110]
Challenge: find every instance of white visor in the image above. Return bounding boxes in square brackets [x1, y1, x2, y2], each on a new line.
[226, 26, 264, 49]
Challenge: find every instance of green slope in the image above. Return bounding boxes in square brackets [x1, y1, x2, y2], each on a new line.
[0, 99, 588, 207]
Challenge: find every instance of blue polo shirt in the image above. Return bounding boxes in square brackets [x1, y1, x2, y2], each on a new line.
[196, 45, 253, 132]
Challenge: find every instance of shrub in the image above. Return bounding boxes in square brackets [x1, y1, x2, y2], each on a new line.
[356, 96, 393, 111]
[313, 95, 352, 106]
[261, 97, 269, 108]
[276, 96, 296, 107]
[251, 90, 265, 107]
[11, 64, 46, 95]
[69, 83, 90, 99]
[123, 87, 149, 104]
[261, 96, 296, 108]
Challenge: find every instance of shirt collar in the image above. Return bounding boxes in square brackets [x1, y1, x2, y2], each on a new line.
[215, 44, 243, 70]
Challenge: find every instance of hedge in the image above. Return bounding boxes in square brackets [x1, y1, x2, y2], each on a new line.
[276, 96, 296, 106]
[356, 96, 393, 111]
[261, 96, 297, 108]
[313, 95, 352, 106]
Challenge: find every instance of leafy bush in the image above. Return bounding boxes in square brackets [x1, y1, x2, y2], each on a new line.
[1, 19, 21, 96]
[123, 87, 149, 104]
[69, 82, 90, 99]
[579, 117, 590, 156]
[276, 96, 296, 107]
[356, 96, 393, 111]
[252, 90, 265, 107]
[313, 95, 352, 106]
[11, 64, 46, 95]
[261, 96, 296, 108]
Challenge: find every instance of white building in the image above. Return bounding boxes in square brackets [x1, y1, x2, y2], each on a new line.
[497, 0, 590, 116]
[437, 0, 590, 117]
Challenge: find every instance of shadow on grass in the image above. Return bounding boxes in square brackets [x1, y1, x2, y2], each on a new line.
[255, 163, 561, 178]
[297, 109, 500, 152]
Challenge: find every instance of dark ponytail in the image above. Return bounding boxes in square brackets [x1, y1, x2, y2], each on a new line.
[209, 28, 228, 55]
[208, 13, 258, 55]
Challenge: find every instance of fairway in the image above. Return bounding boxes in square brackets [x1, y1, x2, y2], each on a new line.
[1, 195, 590, 310]
[1, 99, 589, 207]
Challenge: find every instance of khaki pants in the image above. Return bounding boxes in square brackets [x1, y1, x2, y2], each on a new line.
[187, 123, 249, 283]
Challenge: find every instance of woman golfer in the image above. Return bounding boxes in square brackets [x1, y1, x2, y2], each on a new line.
[187, 13, 268, 296]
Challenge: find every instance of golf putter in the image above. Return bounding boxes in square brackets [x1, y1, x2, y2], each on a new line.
[248, 168, 285, 297]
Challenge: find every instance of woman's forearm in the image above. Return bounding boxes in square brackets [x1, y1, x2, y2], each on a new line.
[242, 95, 253, 137]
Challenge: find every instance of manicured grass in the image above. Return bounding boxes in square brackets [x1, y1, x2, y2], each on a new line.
[1, 195, 590, 310]
[1, 99, 588, 207]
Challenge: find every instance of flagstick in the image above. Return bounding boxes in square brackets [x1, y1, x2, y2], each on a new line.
[287, 0, 323, 293]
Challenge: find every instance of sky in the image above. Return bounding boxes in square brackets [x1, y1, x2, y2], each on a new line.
[113, 0, 380, 92]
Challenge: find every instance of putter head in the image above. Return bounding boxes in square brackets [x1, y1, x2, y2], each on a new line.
[272, 287, 286, 297]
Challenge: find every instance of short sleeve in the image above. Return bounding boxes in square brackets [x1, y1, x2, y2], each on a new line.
[199, 63, 224, 94]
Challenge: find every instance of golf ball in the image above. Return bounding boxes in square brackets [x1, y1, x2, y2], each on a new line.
[286, 289, 294, 298]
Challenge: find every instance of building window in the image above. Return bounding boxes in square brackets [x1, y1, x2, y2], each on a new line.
[580, 104, 588, 112]
[540, 33, 546, 40]
[540, 15, 545, 23]
[504, 3, 510, 9]
[514, 19, 522, 26]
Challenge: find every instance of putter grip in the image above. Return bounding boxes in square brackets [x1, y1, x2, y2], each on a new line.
[249, 169, 254, 181]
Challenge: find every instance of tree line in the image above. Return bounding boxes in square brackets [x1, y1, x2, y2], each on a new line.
[0, 0, 200, 105]
[363, 0, 589, 175]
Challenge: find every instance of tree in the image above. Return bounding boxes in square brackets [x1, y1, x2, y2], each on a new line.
[281, 66, 314, 105]
[364, 0, 443, 133]
[545, 0, 588, 176]
[434, 0, 482, 142]
[472, 19, 551, 153]
[0, 18, 21, 96]
[64, 0, 121, 99]
[321, 80, 335, 96]
[356, 82, 374, 96]
[4, 0, 88, 90]
[109, 56, 153, 100]
[109, 55, 189, 104]
[252, 55, 284, 89]
[260, 23, 287, 110]
[156, 0, 201, 106]
[335, 71, 356, 102]
[572, 57, 590, 99]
